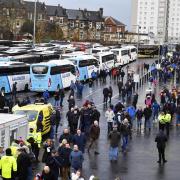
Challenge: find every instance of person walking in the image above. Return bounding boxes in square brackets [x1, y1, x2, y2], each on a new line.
[158, 111, 166, 131]
[136, 107, 143, 131]
[109, 126, 121, 162]
[155, 130, 168, 164]
[164, 111, 171, 137]
[103, 87, 109, 107]
[42, 139, 54, 164]
[108, 86, 113, 104]
[105, 105, 115, 134]
[73, 129, 86, 154]
[88, 121, 100, 154]
[41, 166, 56, 180]
[54, 89, 60, 107]
[121, 119, 131, 153]
[117, 80, 123, 97]
[143, 105, 153, 132]
[55, 108, 61, 134]
[17, 148, 32, 180]
[12, 82, 17, 103]
[68, 96, 75, 110]
[70, 145, 84, 171]
[59, 88, 65, 107]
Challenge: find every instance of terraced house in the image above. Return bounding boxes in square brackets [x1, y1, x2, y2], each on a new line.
[0, 0, 105, 41]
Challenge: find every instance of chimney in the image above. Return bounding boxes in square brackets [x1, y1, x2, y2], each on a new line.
[99, 8, 103, 17]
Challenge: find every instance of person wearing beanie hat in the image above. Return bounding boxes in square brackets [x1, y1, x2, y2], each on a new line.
[0, 148, 17, 179]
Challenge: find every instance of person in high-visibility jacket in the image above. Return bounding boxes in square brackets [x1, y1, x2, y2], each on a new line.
[10, 140, 19, 159]
[0, 148, 17, 179]
[158, 111, 166, 131]
[165, 112, 171, 137]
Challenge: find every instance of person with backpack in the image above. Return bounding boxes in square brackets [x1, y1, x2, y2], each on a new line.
[121, 119, 131, 153]
[126, 105, 136, 128]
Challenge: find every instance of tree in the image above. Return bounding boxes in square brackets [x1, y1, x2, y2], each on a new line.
[35, 21, 64, 43]
[20, 20, 34, 35]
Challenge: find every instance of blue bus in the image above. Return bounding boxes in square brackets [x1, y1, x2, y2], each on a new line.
[30, 59, 76, 92]
[68, 55, 99, 81]
[0, 61, 30, 93]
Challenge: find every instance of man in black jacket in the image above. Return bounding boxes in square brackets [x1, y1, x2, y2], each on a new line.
[103, 87, 109, 107]
[155, 130, 168, 164]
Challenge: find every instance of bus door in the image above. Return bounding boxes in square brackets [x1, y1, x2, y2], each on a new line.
[0, 76, 11, 93]
[78, 61, 89, 81]
[60, 72, 72, 88]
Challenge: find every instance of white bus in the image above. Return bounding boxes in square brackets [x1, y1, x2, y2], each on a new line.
[91, 47, 110, 54]
[126, 46, 137, 62]
[94, 52, 115, 70]
[0, 61, 30, 93]
[110, 47, 130, 66]
[61, 51, 88, 59]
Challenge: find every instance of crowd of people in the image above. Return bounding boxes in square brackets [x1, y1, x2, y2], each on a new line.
[0, 55, 180, 180]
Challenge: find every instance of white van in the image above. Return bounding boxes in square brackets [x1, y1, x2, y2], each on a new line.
[125, 46, 137, 62]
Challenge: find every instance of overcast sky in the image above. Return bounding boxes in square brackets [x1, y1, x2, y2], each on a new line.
[42, 0, 131, 29]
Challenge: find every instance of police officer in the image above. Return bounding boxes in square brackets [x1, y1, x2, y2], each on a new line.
[158, 111, 166, 131]
[164, 111, 171, 137]
[0, 148, 17, 179]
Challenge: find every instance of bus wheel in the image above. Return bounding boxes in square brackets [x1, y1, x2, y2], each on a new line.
[24, 84, 29, 92]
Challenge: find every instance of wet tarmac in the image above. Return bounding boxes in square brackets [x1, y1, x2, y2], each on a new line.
[15, 58, 180, 180]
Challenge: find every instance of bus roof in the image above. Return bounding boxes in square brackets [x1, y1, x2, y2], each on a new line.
[31, 59, 74, 66]
[68, 55, 97, 61]
[110, 47, 129, 51]
[94, 52, 114, 57]
[0, 61, 28, 67]
[92, 47, 109, 50]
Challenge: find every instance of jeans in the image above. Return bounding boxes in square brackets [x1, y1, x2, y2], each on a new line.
[109, 147, 118, 160]
[122, 135, 128, 151]
[60, 97, 64, 107]
[107, 122, 113, 134]
[137, 118, 142, 129]
[54, 100, 59, 107]
[176, 114, 180, 125]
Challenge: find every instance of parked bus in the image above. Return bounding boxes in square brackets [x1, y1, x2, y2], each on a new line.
[30, 59, 76, 92]
[91, 47, 110, 54]
[110, 47, 130, 66]
[61, 51, 88, 59]
[0, 62, 30, 93]
[94, 52, 115, 70]
[68, 55, 99, 81]
[125, 46, 137, 62]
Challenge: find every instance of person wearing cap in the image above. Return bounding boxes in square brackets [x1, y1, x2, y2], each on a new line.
[0, 148, 17, 179]
[88, 121, 100, 155]
[109, 126, 121, 161]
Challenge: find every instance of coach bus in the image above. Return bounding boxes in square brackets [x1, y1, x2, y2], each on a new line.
[0, 62, 30, 93]
[125, 46, 137, 62]
[110, 47, 130, 66]
[68, 55, 99, 81]
[94, 52, 115, 70]
[30, 60, 76, 92]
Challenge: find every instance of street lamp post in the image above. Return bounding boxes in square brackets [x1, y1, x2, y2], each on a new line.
[33, 0, 37, 46]
[133, 25, 141, 57]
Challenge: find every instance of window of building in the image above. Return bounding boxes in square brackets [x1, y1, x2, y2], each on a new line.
[70, 21, 74, 28]
[96, 32, 101, 39]
[16, 21, 20, 28]
[96, 22, 101, 30]
[80, 22, 84, 28]
[59, 18, 63, 24]
[79, 31, 84, 40]
[89, 22, 93, 29]
[38, 14, 43, 20]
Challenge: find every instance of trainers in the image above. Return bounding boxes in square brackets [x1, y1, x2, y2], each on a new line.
[163, 160, 167, 163]
[157, 161, 161, 164]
